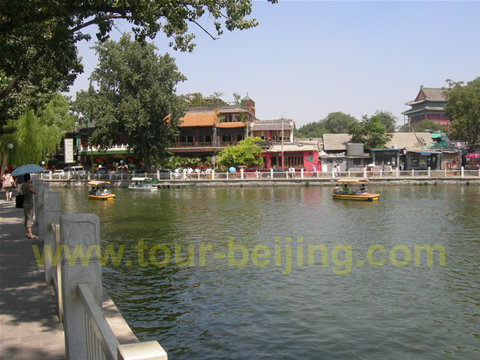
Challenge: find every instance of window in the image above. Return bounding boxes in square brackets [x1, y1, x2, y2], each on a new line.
[237, 134, 243, 142]
[306, 156, 313, 162]
[411, 153, 419, 167]
[222, 135, 232, 143]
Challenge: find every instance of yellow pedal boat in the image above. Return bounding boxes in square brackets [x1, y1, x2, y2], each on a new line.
[331, 178, 380, 201]
[87, 181, 116, 200]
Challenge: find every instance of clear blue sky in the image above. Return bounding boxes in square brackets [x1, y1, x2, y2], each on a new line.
[69, 1, 480, 128]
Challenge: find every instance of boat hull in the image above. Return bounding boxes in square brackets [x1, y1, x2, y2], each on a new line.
[128, 185, 158, 191]
[88, 194, 116, 200]
[331, 193, 380, 201]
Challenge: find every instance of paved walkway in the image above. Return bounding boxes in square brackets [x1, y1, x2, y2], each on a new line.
[0, 199, 65, 360]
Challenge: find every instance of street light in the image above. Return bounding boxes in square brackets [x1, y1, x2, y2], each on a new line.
[7, 143, 13, 169]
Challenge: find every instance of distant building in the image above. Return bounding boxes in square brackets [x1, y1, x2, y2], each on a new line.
[403, 86, 450, 128]
[250, 119, 294, 142]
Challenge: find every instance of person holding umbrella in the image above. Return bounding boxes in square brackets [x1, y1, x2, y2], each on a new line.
[20, 173, 38, 239]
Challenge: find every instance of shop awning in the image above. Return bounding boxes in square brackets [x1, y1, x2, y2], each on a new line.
[419, 152, 441, 155]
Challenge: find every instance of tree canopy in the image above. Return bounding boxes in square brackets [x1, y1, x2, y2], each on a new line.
[444, 77, 480, 152]
[296, 112, 358, 138]
[72, 34, 186, 172]
[0, 94, 74, 173]
[374, 110, 397, 133]
[415, 120, 444, 133]
[349, 114, 393, 149]
[217, 137, 264, 168]
[0, 0, 277, 132]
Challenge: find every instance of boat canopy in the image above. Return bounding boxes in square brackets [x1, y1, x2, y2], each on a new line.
[336, 178, 369, 183]
[88, 181, 111, 186]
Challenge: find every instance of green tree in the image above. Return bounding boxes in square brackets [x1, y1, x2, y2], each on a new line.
[374, 110, 397, 133]
[295, 121, 328, 138]
[444, 77, 480, 152]
[73, 34, 186, 172]
[296, 112, 358, 138]
[1, 94, 73, 171]
[415, 120, 444, 133]
[349, 114, 393, 149]
[217, 137, 264, 168]
[0, 0, 277, 132]
[233, 93, 241, 105]
[211, 91, 225, 108]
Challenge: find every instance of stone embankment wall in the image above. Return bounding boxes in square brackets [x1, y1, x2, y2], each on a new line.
[43, 178, 480, 188]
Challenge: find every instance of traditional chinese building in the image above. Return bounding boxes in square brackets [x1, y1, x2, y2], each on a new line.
[402, 86, 451, 128]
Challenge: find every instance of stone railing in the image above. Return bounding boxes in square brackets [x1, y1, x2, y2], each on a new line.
[35, 179, 168, 360]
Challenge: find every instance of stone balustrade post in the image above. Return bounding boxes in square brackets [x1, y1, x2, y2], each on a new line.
[301, 168, 304, 179]
[61, 214, 102, 360]
[43, 191, 61, 284]
[212, 170, 215, 180]
[461, 166, 464, 178]
[35, 180, 50, 243]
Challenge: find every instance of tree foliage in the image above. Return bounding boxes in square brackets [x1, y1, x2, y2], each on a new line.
[374, 110, 397, 133]
[72, 34, 186, 172]
[444, 77, 480, 152]
[0, 0, 277, 132]
[217, 137, 264, 168]
[296, 112, 358, 138]
[348, 114, 393, 149]
[1, 94, 74, 171]
[415, 120, 444, 133]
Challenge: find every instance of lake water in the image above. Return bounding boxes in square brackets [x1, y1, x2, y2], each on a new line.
[59, 185, 480, 359]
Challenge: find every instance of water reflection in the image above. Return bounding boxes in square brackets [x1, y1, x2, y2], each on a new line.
[58, 185, 480, 359]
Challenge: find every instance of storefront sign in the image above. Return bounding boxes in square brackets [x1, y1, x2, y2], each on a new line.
[64, 138, 74, 163]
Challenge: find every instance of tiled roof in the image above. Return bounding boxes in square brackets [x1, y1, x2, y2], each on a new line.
[219, 108, 248, 114]
[385, 132, 434, 149]
[251, 119, 294, 131]
[322, 134, 352, 151]
[322, 132, 434, 151]
[421, 88, 446, 101]
[406, 87, 447, 105]
[267, 144, 317, 153]
[402, 106, 446, 115]
[216, 122, 246, 128]
[179, 111, 217, 127]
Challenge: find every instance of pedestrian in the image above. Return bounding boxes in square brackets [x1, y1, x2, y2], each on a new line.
[2, 169, 14, 201]
[312, 165, 317, 177]
[20, 173, 38, 239]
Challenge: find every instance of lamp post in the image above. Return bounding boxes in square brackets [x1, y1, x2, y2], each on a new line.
[7, 143, 13, 169]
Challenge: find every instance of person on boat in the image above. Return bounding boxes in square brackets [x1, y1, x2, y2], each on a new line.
[360, 184, 367, 193]
[342, 184, 349, 194]
[333, 185, 341, 194]
[89, 187, 96, 195]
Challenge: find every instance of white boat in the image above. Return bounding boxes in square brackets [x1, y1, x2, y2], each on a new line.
[128, 177, 158, 191]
